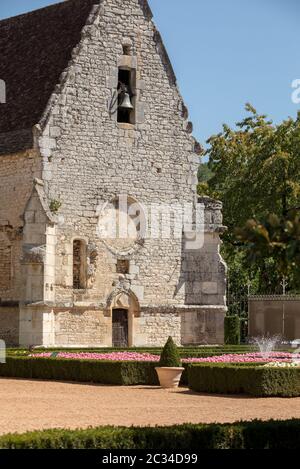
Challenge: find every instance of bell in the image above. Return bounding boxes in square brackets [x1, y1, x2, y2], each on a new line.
[119, 92, 134, 110]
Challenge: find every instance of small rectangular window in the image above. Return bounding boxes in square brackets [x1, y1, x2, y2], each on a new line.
[73, 240, 87, 289]
[116, 259, 129, 274]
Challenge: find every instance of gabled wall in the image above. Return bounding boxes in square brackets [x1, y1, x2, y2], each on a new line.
[0, 0, 227, 346]
[36, 0, 206, 310]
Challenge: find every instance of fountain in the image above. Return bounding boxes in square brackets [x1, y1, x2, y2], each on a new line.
[250, 335, 281, 360]
[292, 346, 300, 366]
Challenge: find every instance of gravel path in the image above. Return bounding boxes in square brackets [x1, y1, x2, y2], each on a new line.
[0, 378, 300, 435]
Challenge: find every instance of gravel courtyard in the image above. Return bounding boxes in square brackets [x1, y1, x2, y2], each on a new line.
[1, 378, 300, 435]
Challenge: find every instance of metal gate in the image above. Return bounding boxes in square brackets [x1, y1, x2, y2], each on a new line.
[248, 295, 300, 340]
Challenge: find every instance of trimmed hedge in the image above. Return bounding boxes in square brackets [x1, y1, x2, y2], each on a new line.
[0, 357, 157, 385]
[188, 363, 300, 397]
[0, 420, 300, 449]
[0, 356, 189, 386]
[224, 316, 240, 345]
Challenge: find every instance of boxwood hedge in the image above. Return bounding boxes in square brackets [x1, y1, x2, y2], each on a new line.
[0, 420, 299, 449]
[0, 356, 191, 386]
[0, 357, 159, 385]
[224, 316, 240, 345]
[188, 363, 300, 397]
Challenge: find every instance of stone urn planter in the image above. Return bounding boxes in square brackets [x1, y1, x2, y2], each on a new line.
[155, 336, 184, 389]
[155, 366, 185, 389]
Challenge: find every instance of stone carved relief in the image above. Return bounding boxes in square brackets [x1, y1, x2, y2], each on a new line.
[97, 196, 146, 257]
[106, 275, 140, 316]
[86, 242, 99, 287]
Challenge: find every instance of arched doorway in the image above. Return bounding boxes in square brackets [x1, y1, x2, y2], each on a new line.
[107, 287, 140, 347]
[112, 308, 128, 347]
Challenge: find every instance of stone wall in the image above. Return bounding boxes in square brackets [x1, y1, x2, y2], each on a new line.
[35, 0, 224, 313]
[55, 308, 111, 347]
[0, 150, 41, 228]
[136, 308, 182, 346]
[54, 307, 182, 347]
[0, 149, 41, 304]
[45, 304, 224, 347]
[181, 307, 225, 345]
[0, 149, 41, 343]
[0, 232, 11, 292]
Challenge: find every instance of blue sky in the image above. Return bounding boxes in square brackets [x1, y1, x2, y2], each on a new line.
[1, 0, 299, 146]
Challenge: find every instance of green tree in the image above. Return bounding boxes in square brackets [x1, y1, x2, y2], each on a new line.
[201, 105, 300, 292]
[236, 210, 300, 289]
[197, 162, 215, 197]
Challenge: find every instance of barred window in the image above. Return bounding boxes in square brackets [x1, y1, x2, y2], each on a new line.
[73, 240, 87, 290]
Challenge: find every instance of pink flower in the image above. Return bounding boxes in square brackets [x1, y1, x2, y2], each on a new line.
[29, 351, 300, 364]
[30, 351, 160, 362]
[184, 352, 300, 364]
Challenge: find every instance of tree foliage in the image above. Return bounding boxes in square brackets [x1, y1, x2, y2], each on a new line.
[235, 210, 300, 288]
[200, 105, 300, 292]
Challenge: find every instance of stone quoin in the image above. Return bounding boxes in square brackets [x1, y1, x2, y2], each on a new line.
[0, 0, 227, 347]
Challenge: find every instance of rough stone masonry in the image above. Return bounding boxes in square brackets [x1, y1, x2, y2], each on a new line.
[0, 0, 227, 347]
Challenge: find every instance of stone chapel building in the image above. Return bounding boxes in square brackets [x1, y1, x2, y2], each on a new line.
[0, 0, 227, 347]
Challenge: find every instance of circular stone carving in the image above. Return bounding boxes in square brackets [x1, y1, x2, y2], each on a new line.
[97, 196, 146, 256]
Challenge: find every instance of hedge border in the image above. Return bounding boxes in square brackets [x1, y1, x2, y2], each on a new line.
[0, 356, 192, 386]
[188, 363, 300, 397]
[0, 420, 299, 449]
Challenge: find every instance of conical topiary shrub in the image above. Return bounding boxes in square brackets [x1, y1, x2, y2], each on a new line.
[158, 336, 181, 367]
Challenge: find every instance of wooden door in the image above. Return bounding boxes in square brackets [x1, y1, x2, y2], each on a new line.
[112, 309, 128, 347]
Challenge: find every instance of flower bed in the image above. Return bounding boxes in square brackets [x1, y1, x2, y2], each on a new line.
[263, 362, 300, 368]
[185, 352, 300, 364]
[31, 351, 161, 362]
[30, 351, 300, 364]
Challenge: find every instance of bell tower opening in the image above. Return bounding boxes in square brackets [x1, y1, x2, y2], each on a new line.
[117, 68, 135, 124]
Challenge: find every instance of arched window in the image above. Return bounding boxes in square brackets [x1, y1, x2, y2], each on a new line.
[73, 240, 87, 290]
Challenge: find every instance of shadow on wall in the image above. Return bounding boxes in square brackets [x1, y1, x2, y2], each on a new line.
[0, 305, 19, 347]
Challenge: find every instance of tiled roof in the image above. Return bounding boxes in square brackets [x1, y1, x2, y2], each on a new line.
[0, 0, 99, 153]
